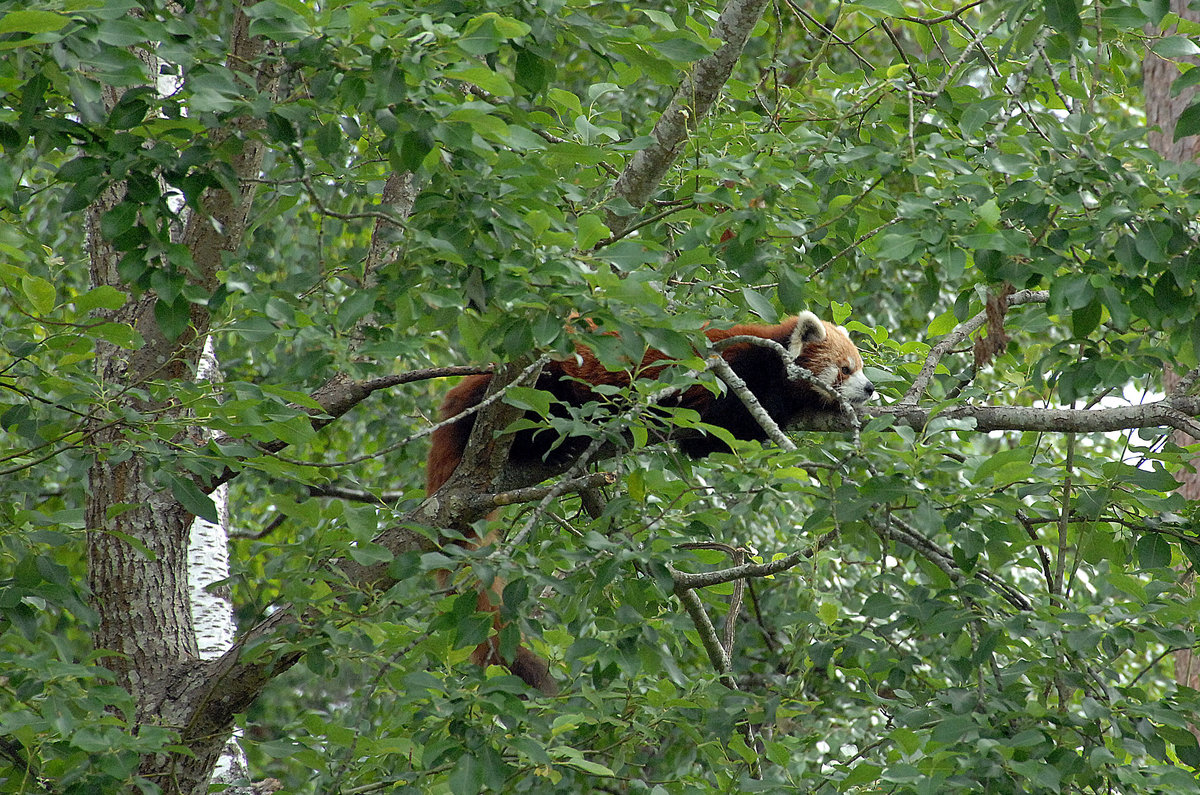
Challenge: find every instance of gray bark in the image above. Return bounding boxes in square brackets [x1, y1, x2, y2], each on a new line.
[83, 3, 280, 791]
[604, 0, 772, 236]
[1142, 0, 1200, 703]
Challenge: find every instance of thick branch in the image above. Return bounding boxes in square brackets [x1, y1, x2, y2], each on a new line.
[670, 542, 762, 775]
[875, 396, 1200, 435]
[362, 171, 418, 287]
[675, 585, 733, 679]
[706, 354, 797, 451]
[604, 0, 771, 236]
[307, 367, 492, 432]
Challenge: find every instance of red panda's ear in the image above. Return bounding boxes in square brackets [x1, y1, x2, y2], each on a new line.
[788, 311, 827, 357]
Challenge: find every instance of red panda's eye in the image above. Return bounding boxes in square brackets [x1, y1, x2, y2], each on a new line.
[841, 365, 852, 375]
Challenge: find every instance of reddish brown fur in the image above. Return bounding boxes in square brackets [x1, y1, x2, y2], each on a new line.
[426, 373, 492, 496]
[426, 314, 869, 693]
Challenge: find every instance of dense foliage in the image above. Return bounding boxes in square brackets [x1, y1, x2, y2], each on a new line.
[1, 0, 1199, 792]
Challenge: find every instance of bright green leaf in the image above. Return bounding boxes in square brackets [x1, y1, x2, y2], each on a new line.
[576, 213, 611, 250]
[21, 275, 55, 314]
[445, 66, 514, 97]
[0, 10, 69, 35]
[1152, 35, 1200, 58]
[851, 0, 904, 16]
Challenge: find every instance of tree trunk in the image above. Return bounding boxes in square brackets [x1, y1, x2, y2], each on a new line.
[1142, 0, 1200, 699]
[82, 5, 279, 791]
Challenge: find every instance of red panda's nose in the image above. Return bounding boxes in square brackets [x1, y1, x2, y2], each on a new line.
[863, 381, 875, 397]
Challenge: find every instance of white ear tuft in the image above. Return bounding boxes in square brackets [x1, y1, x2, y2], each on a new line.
[788, 311, 826, 357]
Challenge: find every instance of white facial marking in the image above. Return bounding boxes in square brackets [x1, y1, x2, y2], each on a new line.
[838, 370, 875, 403]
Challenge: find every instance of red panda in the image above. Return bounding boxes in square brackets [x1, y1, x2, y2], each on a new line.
[426, 311, 873, 693]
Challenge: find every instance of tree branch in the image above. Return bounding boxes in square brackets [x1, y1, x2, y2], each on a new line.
[670, 541, 763, 777]
[604, 0, 772, 236]
[669, 550, 805, 590]
[208, 365, 491, 488]
[874, 395, 1200, 435]
[674, 585, 733, 680]
[706, 353, 797, 451]
[361, 171, 418, 288]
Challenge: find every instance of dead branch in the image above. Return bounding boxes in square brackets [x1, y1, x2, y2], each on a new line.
[902, 289, 1049, 405]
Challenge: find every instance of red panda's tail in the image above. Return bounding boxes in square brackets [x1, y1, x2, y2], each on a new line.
[426, 373, 558, 695]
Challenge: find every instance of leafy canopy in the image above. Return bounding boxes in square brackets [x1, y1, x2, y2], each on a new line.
[1, 0, 1199, 792]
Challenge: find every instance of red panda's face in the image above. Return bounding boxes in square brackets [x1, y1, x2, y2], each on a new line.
[791, 315, 874, 404]
[817, 322, 874, 403]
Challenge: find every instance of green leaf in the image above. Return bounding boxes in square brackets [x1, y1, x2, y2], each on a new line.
[975, 447, 1033, 482]
[1173, 99, 1200, 141]
[841, 762, 883, 790]
[1072, 298, 1101, 337]
[396, 129, 434, 172]
[154, 295, 191, 341]
[640, 9, 678, 30]
[1172, 728, 1200, 768]
[71, 727, 118, 753]
[92, 322, 141, 348]
[505, 386, 553, 415]
[1045, 0, 1082, 40]
[1152, 36, 1200, 58]
[489, 15, 531, 38]
[830, 301, 852, 325]
[108, 97, 148, 130]
[975, 199, 1001, 227]
[0, 10, 70, 34]
[166, 475, 219, 524]
[21, 274, 55, 314]
[1136, 533, 1171, 569]
[459, 17, 501, 55]
[74, 286, 127, 313]
[852, 0, 904, 16]
[336, 290, 375, 330]
[576, 213, 610, 250]
[347, 542, 393, 566]
[1170, 65, 1200, 97]
[515, 47, 552, 96]
[549, 747, 615, 776]
[315, 121, 341, 158]
[651, 36, 712, 63]
[447, 752, 483, 795]
[1134, 221, 1172, 262]
[989, 154, 1031, 175]
[1143, 0, 1169, 24]
[445, 66, 514, 97]
[875, 233, 918, 261]
[927, 308, 958, 336]
[546, 88, 582, 117]
[741, 287, 777, 322]
[100, 203, 138, 240]
[57, 155, 105, 183]
[1053, 273, 1095, 310]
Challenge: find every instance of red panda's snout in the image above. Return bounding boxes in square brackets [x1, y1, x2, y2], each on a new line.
[837, 367, 874, 403]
